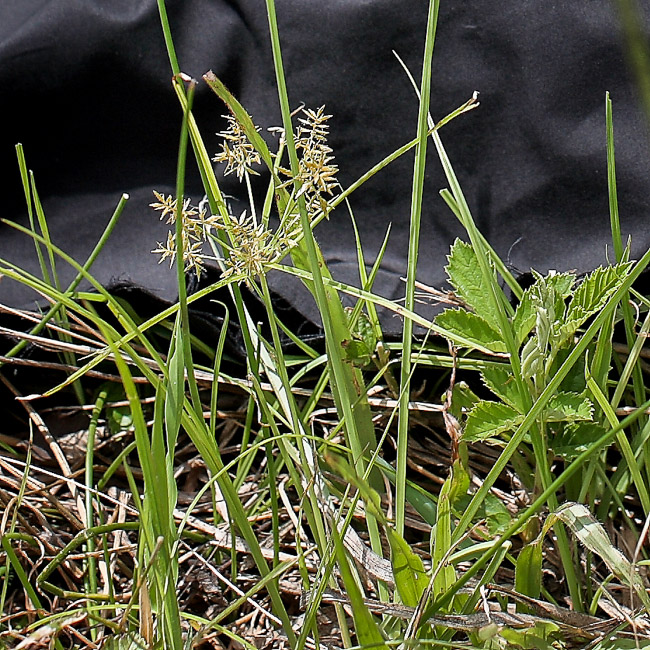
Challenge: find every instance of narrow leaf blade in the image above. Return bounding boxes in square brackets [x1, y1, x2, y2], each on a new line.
[387, 527, 428, 607]
[555, 503, 650, 611]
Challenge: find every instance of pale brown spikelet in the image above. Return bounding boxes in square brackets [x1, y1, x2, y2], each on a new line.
[150, 191, 218, 277]
[212, 114, 262, 180]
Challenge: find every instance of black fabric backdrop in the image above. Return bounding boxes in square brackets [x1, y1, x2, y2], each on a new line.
[2, 1, 650, 332]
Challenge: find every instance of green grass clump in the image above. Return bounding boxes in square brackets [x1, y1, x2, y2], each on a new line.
[2, 1, 650, 648]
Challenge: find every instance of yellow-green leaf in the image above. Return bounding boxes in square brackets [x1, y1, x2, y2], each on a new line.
[387, 527, 428, 607]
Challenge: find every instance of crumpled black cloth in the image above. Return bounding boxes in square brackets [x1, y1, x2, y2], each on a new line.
[1, 2, 649, 332]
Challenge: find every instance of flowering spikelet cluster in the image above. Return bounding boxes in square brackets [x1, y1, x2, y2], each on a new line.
[151, 106, 339, 286]
[150, 191, 218, 277]
[213, 105, 339, 217]
[215, 211, 278, 284]
[294, 106, 339, 214]
[212, 114, 261, 180]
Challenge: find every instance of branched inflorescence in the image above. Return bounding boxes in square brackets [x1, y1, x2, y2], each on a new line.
[151, 105, 338, 286]
[213, 211, 275, 282]
[293, 106, 339, 215]
[212, 114, 262, 180]
[150, 191, 218, 277]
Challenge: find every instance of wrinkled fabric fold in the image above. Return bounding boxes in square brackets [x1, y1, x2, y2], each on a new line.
[1, 1, 649, 331]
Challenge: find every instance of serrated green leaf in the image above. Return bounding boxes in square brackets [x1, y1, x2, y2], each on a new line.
[481, 365, 525, 412]
[512, 288, 537, 347]
[545, 270, 576, 299]
[483, 492, 512, 535]
[446, 239, 501, 329]
[463, 401, 524, 442]
[553, 422, 607, 460]
[542, 391, 593, 422]
[556, 316, 587, 348]
[565, 264, 632, 328]
[435, 308, 507, 353]
[387, 527, 428, 607]
[534, 268, 575, 297]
